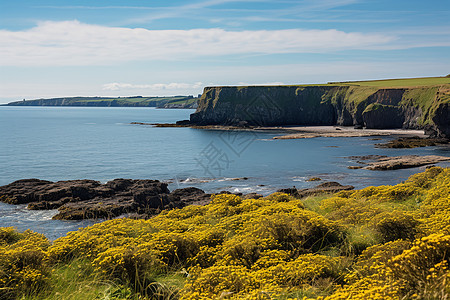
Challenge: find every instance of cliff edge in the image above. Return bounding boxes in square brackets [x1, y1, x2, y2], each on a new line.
[189, 78, 450, 138]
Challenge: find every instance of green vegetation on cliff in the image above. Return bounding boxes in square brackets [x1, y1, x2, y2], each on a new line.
[2, 167, 450, 299]
[335, 76, 450, 87]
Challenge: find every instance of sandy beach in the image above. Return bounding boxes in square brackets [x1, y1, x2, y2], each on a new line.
[269, 126, 427, 139]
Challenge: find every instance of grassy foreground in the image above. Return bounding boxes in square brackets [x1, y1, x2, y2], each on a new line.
[2, 167, 450, 299]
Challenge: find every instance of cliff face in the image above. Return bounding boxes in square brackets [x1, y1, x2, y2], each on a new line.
[190, 84, 450, 138]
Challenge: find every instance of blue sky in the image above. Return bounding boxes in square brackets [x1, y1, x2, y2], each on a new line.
[0, 0, 449, 103]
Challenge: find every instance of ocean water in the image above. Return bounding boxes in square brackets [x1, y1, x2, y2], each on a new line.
[1, 106, 449, 239]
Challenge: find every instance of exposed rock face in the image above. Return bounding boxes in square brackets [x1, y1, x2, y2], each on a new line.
[0, 179, 212, 220]
[278, 182, 354, 198]
[362, 104, 404, 129]
[189, 84, 450, 138]
[431, 103, 450, 138]
[190, 86, 338, 126]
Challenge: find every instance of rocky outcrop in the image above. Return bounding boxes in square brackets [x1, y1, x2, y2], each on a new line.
[188, 84, 450, 138]
[348, 155, 450, 170]
[0, 179, 212, 220]
[278, 182, 354, 198]
[362, 104, 404, 129]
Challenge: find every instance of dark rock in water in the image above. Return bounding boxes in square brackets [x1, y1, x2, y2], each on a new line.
[176, 119, 191, 125]
[0, 179, 100, 205]
[169, 187, 212, 206]
[306, 177, 322, 182]
[348, 155, 388, 161]
[277, 187, 300, 197]
[277, 182, 354, 198]
[0, 178, 211, 220]
[376, 136, 449, 148]
[242, 193, 263, 199]
[354, 124, 363, 129]
[348, 154, 450, 170]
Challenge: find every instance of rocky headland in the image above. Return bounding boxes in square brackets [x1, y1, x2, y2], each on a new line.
[185, 80, 450, 139]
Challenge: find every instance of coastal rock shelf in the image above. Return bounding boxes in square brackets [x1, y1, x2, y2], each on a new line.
[348, 155, 450, 170]
[0, 179, 211, 220]
[278, 181, 354, 198]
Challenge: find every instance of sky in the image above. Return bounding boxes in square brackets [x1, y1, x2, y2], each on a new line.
[0, 0, 449, 103]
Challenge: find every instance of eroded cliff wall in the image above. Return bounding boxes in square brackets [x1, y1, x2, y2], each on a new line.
[190, 84, 450, 138]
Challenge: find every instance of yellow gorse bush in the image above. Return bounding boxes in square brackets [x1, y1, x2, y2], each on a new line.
[0, 228, 50, 299]
[2, 167, 450, 299]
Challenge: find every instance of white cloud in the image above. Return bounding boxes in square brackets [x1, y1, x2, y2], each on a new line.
[102, 82, 204, 91]
[0, 20, 396, 67]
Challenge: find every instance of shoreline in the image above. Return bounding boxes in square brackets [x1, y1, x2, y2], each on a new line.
[270, 126, 428, 139]
[142, 122, 429, 139]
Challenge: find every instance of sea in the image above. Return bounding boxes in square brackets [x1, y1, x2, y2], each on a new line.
[1, 106, 449, 240]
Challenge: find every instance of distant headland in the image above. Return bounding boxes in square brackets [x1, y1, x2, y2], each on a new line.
[4, 95, 199, 109]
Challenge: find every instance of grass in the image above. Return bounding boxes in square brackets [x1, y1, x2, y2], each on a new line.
[334, 76, 450, 87]
[22, 258, 118, 300]
[20, 258, 185, 300]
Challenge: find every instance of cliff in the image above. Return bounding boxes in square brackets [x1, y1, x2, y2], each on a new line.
[189, 78, 450, 138]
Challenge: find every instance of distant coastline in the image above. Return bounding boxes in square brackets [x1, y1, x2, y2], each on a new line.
[3, 95, 199, 109]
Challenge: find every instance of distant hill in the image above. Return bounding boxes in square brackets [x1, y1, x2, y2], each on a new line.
[5, 96, 198, 109]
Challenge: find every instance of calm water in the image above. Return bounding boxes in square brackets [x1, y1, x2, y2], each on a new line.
[1, 106, 449, 239]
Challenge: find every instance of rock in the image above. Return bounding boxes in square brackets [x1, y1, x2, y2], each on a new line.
[277, 182, 354, 198]
[0, 178, 211, 220]
[277, 187, 300, 198]
[169, 187, 212, 206]
[348, 155, 450, 171]
[348, 166, 362, 170]
[348, 155, 388, 161]
[376, 137, 449, 148]
[363, 155, 450, 170]
[431, 102, 450, 138]
[176, 119, 191, 125]
[242, 193, 263, 199]
[306, 177, 321, 182]
[0, 179, 100, 204]
[362, 104, 404, 129]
